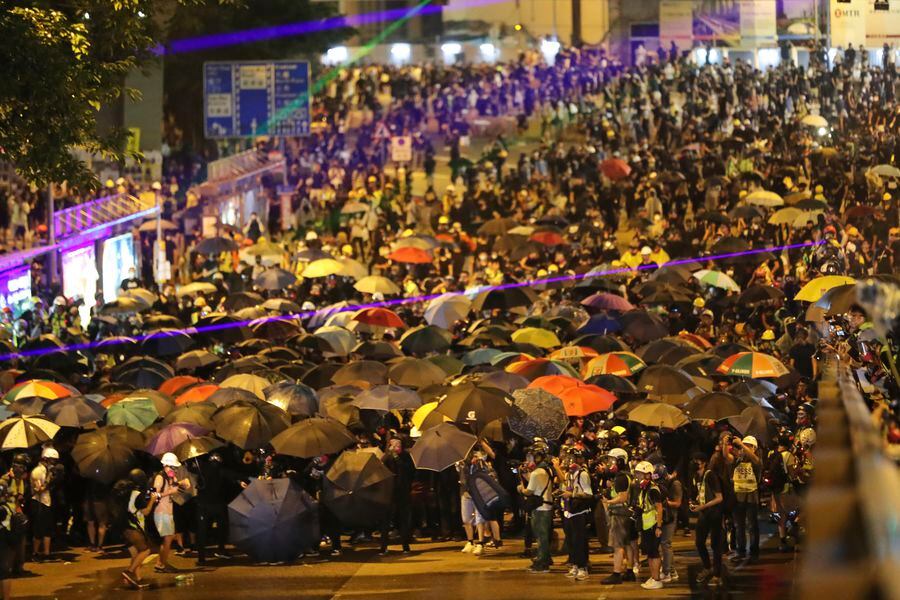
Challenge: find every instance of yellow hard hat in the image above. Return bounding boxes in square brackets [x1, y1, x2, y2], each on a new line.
[883, 193, 892, 202]
[438, 215, 450, 225]
[105, 179, 115, 188]
[611, 426, 626, 435]
[193, 297, 207, 308]
[761, 329, 775, 341]
[846, 226, 859, 236]
[735, 323, 746, 335]
[693, 297, 705, 308]
[536, 269, 548, 277]
[814, 184, 824, 193]
[401, 229, 414, 238]
[341, 244, 353, 256]
[739, 190, 747, 198]
[548, 264, 559, 273]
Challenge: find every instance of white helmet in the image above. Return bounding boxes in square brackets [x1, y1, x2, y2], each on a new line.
[741, 435, 758, 448]
[160, 452, 181, 468]
[634, 460, 654, 475]
[798, 428, 816, 448]
[607, 447, 628, 461]
[41, 447, 59, 460]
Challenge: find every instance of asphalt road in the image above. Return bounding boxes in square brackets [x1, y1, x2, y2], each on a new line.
[13, 523, 796, 600]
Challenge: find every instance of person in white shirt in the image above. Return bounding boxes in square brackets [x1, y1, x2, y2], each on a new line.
[518, 440, 554, 573]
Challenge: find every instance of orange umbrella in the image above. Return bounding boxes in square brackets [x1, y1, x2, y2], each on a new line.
[558, 383, 616, 416]
[159, 376, 203, 397]
[175, 384, 220, 406]
[388, 247, 432, 264]
[527, 375, 581, 396]
[100, 392, 128, 409]
[506, 358, 579, 380]
[582, 352, 646, 378]
[353, 307, 406, 329]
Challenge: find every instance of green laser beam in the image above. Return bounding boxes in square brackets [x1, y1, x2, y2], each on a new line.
[259, 0, 433, 136]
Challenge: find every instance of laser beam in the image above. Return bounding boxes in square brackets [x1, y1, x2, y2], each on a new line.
[1, 241, 822, 362]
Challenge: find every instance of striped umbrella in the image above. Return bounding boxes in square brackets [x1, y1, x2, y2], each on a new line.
[582, 352, 647, 378]
[0, 415, 60, 449]
[717, 352, 790, 378]
[505, 358, 579, 380]
[4, 380, 72, 404]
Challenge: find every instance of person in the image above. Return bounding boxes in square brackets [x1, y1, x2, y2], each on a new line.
[730, 436, 761, 562]
[83, 478, 109, 553]
[691, 452, 724, 587]
[600, 448, 635, 584]
[243, 212, 264, 243]
[457, 448, 491, 556]
[192, 452, 233, 565]
[0, 455, 28, 576]
[657, 464, 681, 583]
[153, 452, 191, 572]
[118, 469, 158, 589]
[0, 483, 14, 600]
[518, 440, 553, 573]
[30, 447, 58, 562]
[553, 448, 592, 581]
[380, 437, 414, 554]
[634, 460, 664, 590]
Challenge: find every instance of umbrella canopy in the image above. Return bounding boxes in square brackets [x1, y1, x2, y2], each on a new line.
[159, 376, 203, 397]
[224, 291, 265, 312]
[7, 397, 44, 416]
[5, 379, 72, 403]
[424, 294, 472, 328]
[619, 311, 669, 343]
[176, 350, 222, 372]
[728, 405, 776, 445]
[684, 391, 749, 421]
[387, 247, 432, 264]
[71, 428, 135, 484]
[388, 358, 447, 389]
[212, 400, 290, 449]
[332, 361, 388, 386]
[717, 352, 790, 378]
[173, 436, 225, 462]
[176, 281, 218, 298]
[271, 417, 355, 458]
[175, 384, 219, 406]
[815, 284, 857, 316]
[508, 388, 568, 440]
[0, 415, 59, 449]
[638, 365, 703, 404]
[42, 395, 105, 427]
[473, 371, 530, 393]
[581, 292, 634, 312]
[472, 287, 537, 312]
[794, 276, 856, 302]
[229, 478, 319, 563]
[399, 325, 453, 354]
[302, 258, 343, 278]
[557, 383, 617, 417]
[549, 346, 600, 362]
[145, 422, 208, 456]
[586, 374, 638, 395]
[219, 373, 273, 400]
[195, 236, 237, 255]
[254, 268, 297, 290]
[353, 307, 406, 329]
[693, 270, 740, 292]
[141, 329, 194, 357]
[264, 382, 318, 418]
[434, 383, 512, 433]
[162, 403, 217, 429]
[600, 157, 632, 180]
[739, 285, 785, 304]
[800, 114, 828, 128]
[744, 190, 783, 207]
[583, 352, 646, 377]
[353, 385, 422, 411]
[106, 397, 159, 431]
[506, 358, 578, 380]
[768, 207, 804, 225]
[510, 327, 561, 349]
[410, 423, 478, 471]
[527, 374, 580, 396]
[354, 276, 401, 295]
[627, 403, 689, 429]
[322, 451, 394, 527]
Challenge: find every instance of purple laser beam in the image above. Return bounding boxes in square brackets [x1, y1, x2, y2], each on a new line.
[3, 241, 821, 362]
[153, 0, 509, 56]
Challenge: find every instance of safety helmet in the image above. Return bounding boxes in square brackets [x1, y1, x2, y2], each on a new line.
[741, 435, 758, 448]
[53, 296, 66, 306]
[193, 297, 207, 308]
[823, 225, 837, 236]
[634, 461, 654, 475]
[607, 447, 628, 461]
[798, 428, 816, 447]
[438, 215, 450, 225]
[128, 468, 148, 488]
[693, 297, 705, 308]
[761, 330, 775, 341]
[161, 452, 181, 468]
[41, 447, 59, 460]
[654, 463, 668, 480]
[529, 438, 550, 457]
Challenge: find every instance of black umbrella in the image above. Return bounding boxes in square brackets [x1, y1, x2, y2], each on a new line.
[253, 268, 296, 291]
[300, 362, 343, 389]
[212, 400, 290, 449]
[42, 395, 106, 427]
[728, 405, 777, 445]
[353, 385, 422, 411]
[434, 383, 513, 434]
[195, 314, 250, 344]
[738, 285, 785, 304]
[351, 340, 403, 361]
[619, 311, 669, 344]
[410, 423, 478, 471]
[196, 236, 237, 255]
[224, 292, 265, 312]
[638, 365, 704, 405]
[250, 318, 302, 341]
[142, 314, 186, 330]
[270, 417, 355, 458]
[162, 403, 216, 429]
[229, 478, 318, 563]
[264, 382, 318, 418]
[332, 361, 389, 386]
[684, 391, 750, 421]
[388, 357, 447, 389]
[173, 435, 224, 462]
[399, 325, 453, 355]
[675, 353, 724, 377]
[586, 373, 638, 394]
[207, 387, 259, 408]
[141, 329, 194, 357]
[71, 428, 136, 484]
[471, 371, 530, 393]
[471, 287, 537, 312]
[508, 388, 568, 441]
[176, 350, 222, 372]
[322, 451, 394, 527]
[116, 367, 169, 390]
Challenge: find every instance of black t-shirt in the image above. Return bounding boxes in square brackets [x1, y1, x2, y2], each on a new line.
[789, 342, 816, 379]
[696, 469, 722, 505]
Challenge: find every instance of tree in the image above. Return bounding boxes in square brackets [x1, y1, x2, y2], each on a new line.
[163, 1, 351, 154]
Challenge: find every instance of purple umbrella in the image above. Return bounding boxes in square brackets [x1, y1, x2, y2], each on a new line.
[145, 422, 209, 456]
[580, 292, 634, 312]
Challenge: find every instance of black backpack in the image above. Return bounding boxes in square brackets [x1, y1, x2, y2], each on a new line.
[762, 450, 788, 492]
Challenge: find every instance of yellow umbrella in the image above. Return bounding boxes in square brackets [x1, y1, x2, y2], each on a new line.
[744, 190, 783, 207]
[354, 276, 401, 295]
[510, 327, 562, 349]
[411, 401, 450, 430]
[302, 258, 344, 278]
[337, 257, 368, 280]
[794, 276, 856, 302]
[768, 207, 803, 225]
[800, 114, 828, 128]
[791, 211, 823, 229]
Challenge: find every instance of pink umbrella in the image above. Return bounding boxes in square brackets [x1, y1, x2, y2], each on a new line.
[580, 292, 634, 312]
[145, 422, 209, 456]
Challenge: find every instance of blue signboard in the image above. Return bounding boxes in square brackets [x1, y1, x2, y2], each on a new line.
[204, 61, 310, 138]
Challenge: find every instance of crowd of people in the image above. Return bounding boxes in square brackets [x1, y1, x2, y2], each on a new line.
[0, 40, 897, 597]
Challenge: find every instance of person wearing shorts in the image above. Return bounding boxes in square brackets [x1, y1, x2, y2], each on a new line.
[635, 461, 665, 591]
[121, 470, 158, 589]
[152, 453, 190, 573]
[82, 480, 109, 552]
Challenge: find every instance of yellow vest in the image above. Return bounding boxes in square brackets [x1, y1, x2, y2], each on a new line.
[733, 460, 758, 494]
[640, 483, 660, 530]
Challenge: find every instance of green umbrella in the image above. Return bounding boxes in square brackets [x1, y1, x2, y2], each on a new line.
[399, 325, 453, 355]
[107, 398, 159, 431]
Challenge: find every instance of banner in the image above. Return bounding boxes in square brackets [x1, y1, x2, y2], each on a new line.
[102, 234, 136, 302]
[777, 0, 820, 39]
[830, 0, 866, 48]
[740, 0, 777, 43]
[866, 0, 900, 46]
[693, 0, 741, 43]
[62, 244, 98, 328]
[390, 136, 413, 162]
[660, 0, 694, 48]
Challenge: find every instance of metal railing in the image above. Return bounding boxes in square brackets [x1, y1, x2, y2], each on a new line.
[52, 193, 157, 240]
[798, 358, 900, 600]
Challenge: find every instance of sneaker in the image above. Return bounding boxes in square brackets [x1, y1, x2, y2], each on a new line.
[461, 542, 474, 554]
[641, 578, 663, 590]
[122, 570, 138, 586]
[633, 564, 640, 577]
[696, 569, 712, 584]
[472, 544, 483, 556]
[622, 570, 637, 582]
[213, 552, 231, 560]
[330, 549, 341, 557]
[565, 566, 578, 578]
[574, 569, 588, 581]
[661, 569, 679, 583]
[527, 565, 550, 574]
[600, 572, 622, 585]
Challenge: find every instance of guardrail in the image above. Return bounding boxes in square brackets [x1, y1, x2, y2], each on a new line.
[53, 193, 157, 240]
[798, 358, 900, 600]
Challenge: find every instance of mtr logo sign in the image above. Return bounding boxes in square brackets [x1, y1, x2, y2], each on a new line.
[833, 7, 861, 17]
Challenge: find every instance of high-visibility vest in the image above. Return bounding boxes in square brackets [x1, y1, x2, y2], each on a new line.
[733, 461, 758, 494]
[640, 483, 660, 531]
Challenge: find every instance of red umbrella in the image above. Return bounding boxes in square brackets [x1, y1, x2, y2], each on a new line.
[159, 376, 203, 397]
[388, 247, 432, 264]
[529, 231, 566, 246]
[600, 158, 632, 180]
[353, 307, 406, 329]
[175, 384, 219, 406]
